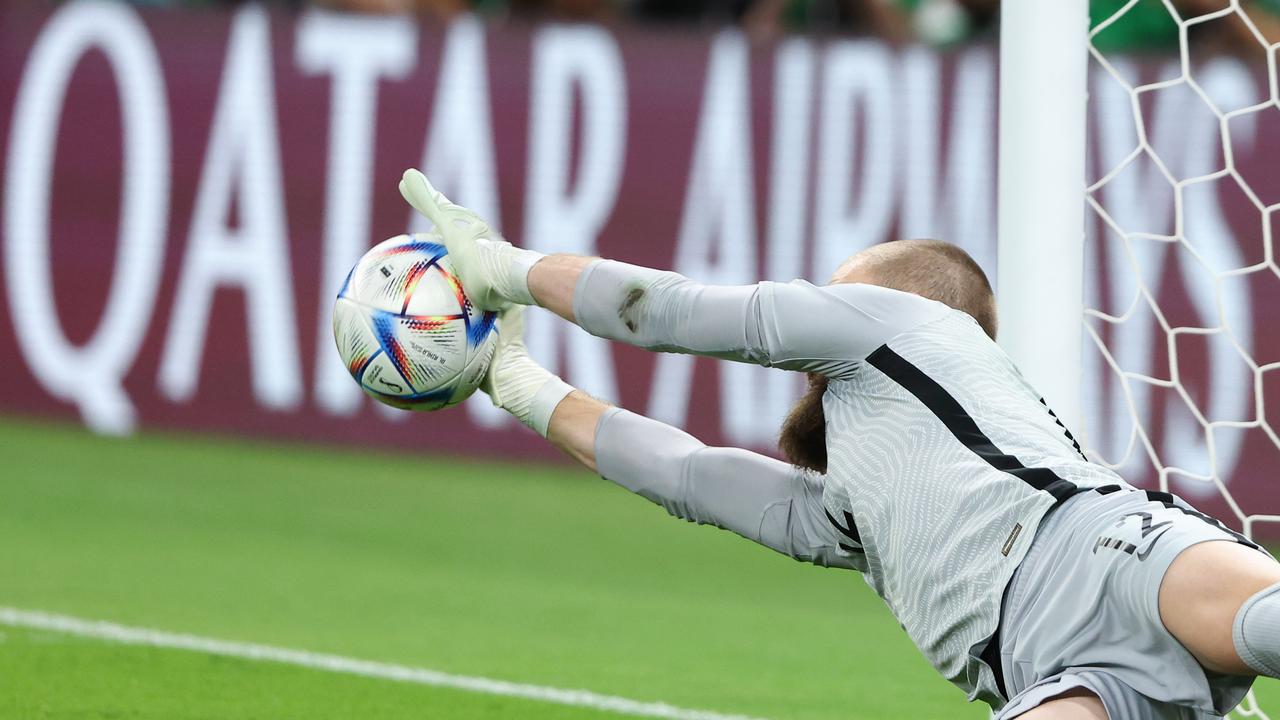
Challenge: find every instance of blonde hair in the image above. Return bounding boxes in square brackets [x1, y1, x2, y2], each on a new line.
[851, 239, 997, 340]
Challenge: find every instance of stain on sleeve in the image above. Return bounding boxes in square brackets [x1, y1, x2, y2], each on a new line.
[619, 287, 645, 333]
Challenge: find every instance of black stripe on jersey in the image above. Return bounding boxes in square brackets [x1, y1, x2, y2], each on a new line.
[825, 510, 864, 555]
[1143, 490, 1260, 550]
[1038, 397, 1087, 461]
[866, 346, 1079, 503]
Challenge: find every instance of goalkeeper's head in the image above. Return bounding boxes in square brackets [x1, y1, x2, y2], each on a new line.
[779, 239, 996, 474]
[832, 238, 997, 340]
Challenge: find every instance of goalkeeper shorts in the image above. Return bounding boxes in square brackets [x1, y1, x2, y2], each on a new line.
[992, 485, 1265, 719]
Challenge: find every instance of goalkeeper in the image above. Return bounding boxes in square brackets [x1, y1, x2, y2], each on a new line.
[400, 169, 1280, 720]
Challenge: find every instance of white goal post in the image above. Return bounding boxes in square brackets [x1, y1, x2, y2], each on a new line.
[996, 0, 1090, 430]
[998, 1, 1277, 717]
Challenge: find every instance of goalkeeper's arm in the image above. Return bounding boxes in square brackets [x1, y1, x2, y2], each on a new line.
[588, 400, 863, 571]
[531, 254, 942, 378]
[485, 307, 862, 572]
[399, 169, 945, 378]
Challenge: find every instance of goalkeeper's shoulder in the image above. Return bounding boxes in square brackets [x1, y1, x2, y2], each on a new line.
[751, 279, 951, 373]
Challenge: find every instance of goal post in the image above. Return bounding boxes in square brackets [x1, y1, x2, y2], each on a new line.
[999, 1, 1277, 716]
[996, 0, 1090, 430]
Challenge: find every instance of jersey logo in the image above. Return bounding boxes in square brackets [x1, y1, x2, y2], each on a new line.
[1092, 511, 1173, 561]
[1135, 526, 1173, 561]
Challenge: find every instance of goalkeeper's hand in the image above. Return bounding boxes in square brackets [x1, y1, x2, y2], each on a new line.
[481, 305, 574, 437]
[398, 168, 543, 312]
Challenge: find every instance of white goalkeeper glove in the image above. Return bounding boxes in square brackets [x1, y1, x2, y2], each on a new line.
[398, 168, 543, 312]
[482, 305, 574, 437]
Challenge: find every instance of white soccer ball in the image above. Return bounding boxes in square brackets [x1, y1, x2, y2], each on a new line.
[332, 233, 498, 411]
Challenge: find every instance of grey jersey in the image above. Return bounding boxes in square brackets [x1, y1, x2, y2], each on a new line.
[575, 259, 1123, 704]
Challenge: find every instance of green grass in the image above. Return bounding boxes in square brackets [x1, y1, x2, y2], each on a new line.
[0, 417, 964, 719]
[0, 417, 1275, 719]
[0, 625, 616, 720]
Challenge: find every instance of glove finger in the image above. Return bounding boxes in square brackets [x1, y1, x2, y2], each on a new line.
[480, 307, 522, 401]
[398, 169, 453, 230]
[479, 361, 497, 399]
[496, 304, 525, 342]
[401, 167, 491, 235]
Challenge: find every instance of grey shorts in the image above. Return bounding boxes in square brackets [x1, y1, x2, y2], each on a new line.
[993, 486, 1262, 719]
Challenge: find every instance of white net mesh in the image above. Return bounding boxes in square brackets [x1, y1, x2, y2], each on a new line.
[1085, 1, 1279, 717]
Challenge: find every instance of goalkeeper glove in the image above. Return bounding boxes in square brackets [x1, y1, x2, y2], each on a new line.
[482, 305, 574, 437]
[399, 168, 543, 312]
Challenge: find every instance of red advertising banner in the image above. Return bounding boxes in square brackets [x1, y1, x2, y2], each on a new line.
[1, 4, 1277, 529]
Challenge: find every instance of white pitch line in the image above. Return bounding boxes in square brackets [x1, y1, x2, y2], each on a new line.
[0, 607, 767, 720]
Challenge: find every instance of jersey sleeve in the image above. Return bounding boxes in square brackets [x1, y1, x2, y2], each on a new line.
[571, 259, 948, 379]
[594, 406, 866, 572]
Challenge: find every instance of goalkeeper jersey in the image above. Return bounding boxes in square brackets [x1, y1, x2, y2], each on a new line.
[573, 259, 1125, 705]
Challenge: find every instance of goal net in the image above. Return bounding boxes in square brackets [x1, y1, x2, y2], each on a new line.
[1083, 1, 1279, 718]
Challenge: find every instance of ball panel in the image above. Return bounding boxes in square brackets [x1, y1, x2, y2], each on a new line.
[337, 267, 356, 299]
[467, 310, 498, 350]
[456, 334, 496, 401]
[394, 259, 442, 315]
[366, 309, 467, 394]
[350, 234, 446, 313]
[363, 381, 456, 412]
[354, 254, 436, 314]
[366, 309, 416, 388]
[404, 262, 465, 316]
[360, 351, 414, 398]
[332, 298, 379, 380]
[364, 233, 446, 263]
[396, 316, 468, 393]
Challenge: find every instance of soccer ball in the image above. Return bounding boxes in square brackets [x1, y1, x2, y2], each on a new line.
[332, 233, 498, 411]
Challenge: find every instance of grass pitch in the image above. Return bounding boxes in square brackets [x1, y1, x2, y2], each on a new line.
[0, 417, 1274, 719]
